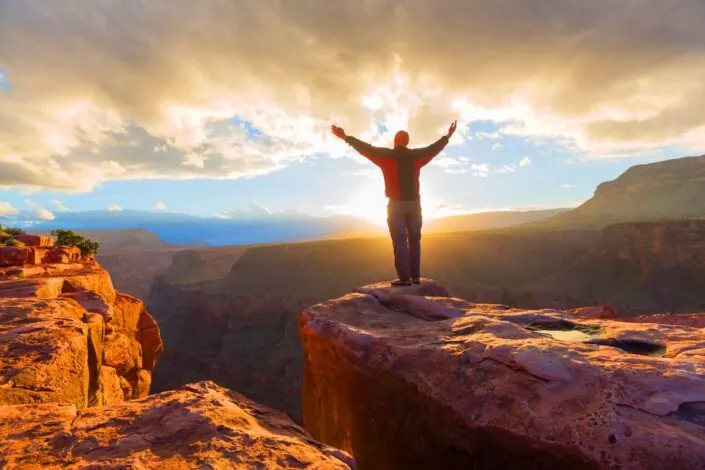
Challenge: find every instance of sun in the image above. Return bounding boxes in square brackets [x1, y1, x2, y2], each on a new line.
[331, 179, 450, 226]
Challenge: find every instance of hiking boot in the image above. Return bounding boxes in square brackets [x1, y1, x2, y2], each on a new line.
[390, 279, 412, 287]
[411, 278, 421, 284]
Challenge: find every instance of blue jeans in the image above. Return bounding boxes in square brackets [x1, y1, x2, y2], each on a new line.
[387, 199, 423, 282]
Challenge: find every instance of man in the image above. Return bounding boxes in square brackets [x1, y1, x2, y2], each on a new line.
[331, 120, 457, 286]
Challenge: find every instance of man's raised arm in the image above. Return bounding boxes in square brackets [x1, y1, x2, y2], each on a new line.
[331, 125, 393, 166]
[411, 120, 458, 166]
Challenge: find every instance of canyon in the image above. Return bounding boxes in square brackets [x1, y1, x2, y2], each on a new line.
[146, 218, 705, 426]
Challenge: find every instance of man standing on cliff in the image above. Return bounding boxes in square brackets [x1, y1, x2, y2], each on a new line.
[331, 120, 457, 287]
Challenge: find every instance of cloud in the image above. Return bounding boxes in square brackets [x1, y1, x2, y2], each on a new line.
[25, 198, 38, 208]
[343, 168, 379, 179]
[107, 204, 123, 212]
[496, 164, 517, 174]
[0, 202, 19, 217]
[519, 156, 532, 167]
[431, 156, 473, 174]
[153, 201, 167, 211]
[471, 163, 491, 178]
[217, 201, 301, 220]
[33, 208, 55, 221]
[561, 183, 575, 189]
[492, 143, 503, 151]
[1, 1, 705, 191]
[51, 199, 70, 212]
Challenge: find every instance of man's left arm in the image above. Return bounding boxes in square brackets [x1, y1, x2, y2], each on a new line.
[411, 135, 450, 167]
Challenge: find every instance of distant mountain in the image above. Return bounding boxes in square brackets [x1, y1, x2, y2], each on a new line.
[539, 154, 705, 229]
[424, 209, 569, 233]
[28, 210, 380, 247]
[39, 227, 175, 253]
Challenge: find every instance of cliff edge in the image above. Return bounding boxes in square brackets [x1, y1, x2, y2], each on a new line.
[0, 235, 164, 408]
[300, 280, 705, 470]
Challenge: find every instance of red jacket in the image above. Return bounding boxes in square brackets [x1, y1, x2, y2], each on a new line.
[344, 135, 449, 201]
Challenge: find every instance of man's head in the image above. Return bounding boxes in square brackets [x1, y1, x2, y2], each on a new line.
[394, 130, 410, 148]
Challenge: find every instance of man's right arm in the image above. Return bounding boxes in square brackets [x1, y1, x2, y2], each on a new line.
[344, 136, 393, 166]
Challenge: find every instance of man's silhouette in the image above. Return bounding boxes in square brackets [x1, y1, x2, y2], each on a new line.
[331, 120, 457, 286]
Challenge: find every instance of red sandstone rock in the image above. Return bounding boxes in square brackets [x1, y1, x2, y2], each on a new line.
[14, 234, 54, 247]
[301, 281, 705, 470]
[0, 247, 40, 266]
[103, 332, 142, 374]
[0, 381, 354, 469]
[99, 366, 124, 405]
[569, 304, 620, 319]
[44, 245, 82, 264]
[0, 262, 162, 408]
[0, 277, 64, 298]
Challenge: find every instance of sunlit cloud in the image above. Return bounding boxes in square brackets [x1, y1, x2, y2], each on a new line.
[33, 208, 55, 221]
[0, 202, 19, 217]
[107, 204, 123, 212]
[519, 156, 532, 167]
[51, 199, 70, 212]
[152, 201, 167, 211]
[0, 1, 704, 191]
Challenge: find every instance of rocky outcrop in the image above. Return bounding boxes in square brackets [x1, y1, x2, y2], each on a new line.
[541, 154, 705, 229]
[0, 236, 163, 408]
[301, 280, 705, 470]
[0, 381, 353, 469]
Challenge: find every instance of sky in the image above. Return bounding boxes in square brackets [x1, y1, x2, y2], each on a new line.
[1, 1, 704, 226]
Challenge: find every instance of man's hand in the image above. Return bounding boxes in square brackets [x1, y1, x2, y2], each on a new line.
[331, 125, 346, 140]
[447, 120, 457, 139]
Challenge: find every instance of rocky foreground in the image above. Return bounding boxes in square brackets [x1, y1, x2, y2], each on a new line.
[0, 236, 163, 407]
[0, 236, 354, 469]
[301, 280, 705, 470]
[0, 381, 353, 469]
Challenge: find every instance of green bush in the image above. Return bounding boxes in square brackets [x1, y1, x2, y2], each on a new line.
[4, 227, 26, 236]
[5, 238, 26, 247]
[50, 230, 100, 257]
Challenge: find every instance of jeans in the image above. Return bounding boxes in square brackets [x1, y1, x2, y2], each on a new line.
[387, 199, 423, 282]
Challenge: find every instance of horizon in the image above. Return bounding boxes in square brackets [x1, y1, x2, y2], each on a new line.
[1, 2, 704, 227]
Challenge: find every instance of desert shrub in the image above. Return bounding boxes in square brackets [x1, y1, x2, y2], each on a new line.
[50, 230, 100, 257]
[5, 238, 26, 247]
[4, 227, 26, 236]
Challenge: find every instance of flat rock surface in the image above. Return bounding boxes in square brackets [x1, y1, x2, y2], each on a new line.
[301, 280, 705, 470]
[0, 381, 354, 470]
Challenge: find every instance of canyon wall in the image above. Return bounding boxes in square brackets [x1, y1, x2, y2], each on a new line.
[0, 236, 163, 408]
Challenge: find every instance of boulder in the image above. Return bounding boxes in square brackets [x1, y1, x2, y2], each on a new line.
[300, 280, 705, 470]
[14, 234, 54, 247]
[103, 332, 142, 374]
[0, 247, 40, 266]
[98, 366, 124, 406]
[0, 381, 354, 469]
[43, 246, 82, 264]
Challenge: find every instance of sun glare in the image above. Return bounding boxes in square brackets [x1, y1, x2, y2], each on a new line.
[331, 179, 458, 226]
